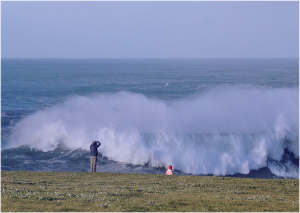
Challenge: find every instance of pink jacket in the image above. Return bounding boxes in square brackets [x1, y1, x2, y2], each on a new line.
[166, 169, 173, 175]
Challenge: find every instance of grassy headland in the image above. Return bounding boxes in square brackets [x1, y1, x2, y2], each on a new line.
[1, 171, 299, 212]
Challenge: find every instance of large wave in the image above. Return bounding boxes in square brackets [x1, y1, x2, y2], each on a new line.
[7, 87, 299, 177]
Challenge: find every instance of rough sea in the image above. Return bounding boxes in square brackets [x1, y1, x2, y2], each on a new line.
[1, 58, 299, 179]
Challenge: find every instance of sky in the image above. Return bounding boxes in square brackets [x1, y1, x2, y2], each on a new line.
[1, 1, 299, 59]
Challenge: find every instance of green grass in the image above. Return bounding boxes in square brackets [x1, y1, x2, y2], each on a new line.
[1, 171, 299, 212]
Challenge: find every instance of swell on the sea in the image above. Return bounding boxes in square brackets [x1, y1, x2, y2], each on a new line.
[4, 87, 299, 178]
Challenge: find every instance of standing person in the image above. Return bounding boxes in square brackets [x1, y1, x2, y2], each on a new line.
[90, 141, 101, 172]
[166, 165, 173, 175]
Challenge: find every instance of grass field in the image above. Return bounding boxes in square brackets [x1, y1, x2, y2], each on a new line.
[1, 171, 299, 212]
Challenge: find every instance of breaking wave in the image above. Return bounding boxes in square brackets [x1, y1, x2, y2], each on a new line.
[7, 87, 299, 178]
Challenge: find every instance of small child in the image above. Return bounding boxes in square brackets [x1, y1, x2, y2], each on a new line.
[166, 165, 173, 175]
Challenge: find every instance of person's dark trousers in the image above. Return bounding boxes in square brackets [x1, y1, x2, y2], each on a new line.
[91, 156, 97, 172]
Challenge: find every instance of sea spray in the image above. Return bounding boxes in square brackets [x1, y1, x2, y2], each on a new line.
[7, 87, 299, 176]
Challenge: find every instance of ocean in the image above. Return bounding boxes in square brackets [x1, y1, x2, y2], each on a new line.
[1, 58, 299, 179]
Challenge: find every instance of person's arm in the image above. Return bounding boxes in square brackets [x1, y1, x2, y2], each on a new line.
[97, 141, 101, 147]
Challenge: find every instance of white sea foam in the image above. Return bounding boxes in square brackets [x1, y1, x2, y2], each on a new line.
[7, 87, 299, 177]
[268, 161, 299, 179]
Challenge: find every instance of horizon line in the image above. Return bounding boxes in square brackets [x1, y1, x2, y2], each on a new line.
[1, 57, 299, 60]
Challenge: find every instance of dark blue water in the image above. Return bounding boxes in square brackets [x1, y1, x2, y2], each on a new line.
[1, 58, 299, 178]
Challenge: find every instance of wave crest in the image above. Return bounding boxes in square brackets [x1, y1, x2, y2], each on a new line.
[7, 87, 299, 176]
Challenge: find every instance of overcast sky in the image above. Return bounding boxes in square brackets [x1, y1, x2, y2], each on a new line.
[1, 1, 299, 59]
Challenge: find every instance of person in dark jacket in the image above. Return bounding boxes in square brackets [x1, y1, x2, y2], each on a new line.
[90, 141, 101, 172]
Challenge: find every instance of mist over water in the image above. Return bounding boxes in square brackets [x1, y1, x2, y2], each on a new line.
[7, 87, 299, 177]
